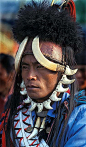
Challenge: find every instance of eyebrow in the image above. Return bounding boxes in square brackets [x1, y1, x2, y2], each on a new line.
[21, 61, 40, 66]
[21, 62, 29, 66]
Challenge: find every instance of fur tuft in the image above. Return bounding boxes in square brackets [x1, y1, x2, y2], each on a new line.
[13, 1, 83, 54]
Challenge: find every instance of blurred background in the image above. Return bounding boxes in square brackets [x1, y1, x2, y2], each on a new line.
[0, 0, 86, 91]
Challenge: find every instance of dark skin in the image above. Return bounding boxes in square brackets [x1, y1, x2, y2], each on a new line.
[0, 63, 14, 118]
[21, 40, 62, 103]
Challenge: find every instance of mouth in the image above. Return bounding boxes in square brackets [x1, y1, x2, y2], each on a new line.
[26, 84, 39, 90]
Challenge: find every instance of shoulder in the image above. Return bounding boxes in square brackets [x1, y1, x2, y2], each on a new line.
[67, 90, 86, 138]
[61, 90, 86, 146]
[63, 104, 86, 147]
[69, 90, 86, 123]
[68, 104, 86, 124]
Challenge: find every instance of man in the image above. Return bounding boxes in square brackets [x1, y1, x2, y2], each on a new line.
[0, 0, 86, 147]
[0, 53, 15, 118]
[0, 53, 15, 145]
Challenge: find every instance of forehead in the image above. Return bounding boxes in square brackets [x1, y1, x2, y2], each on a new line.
[23, 39, 62, 62]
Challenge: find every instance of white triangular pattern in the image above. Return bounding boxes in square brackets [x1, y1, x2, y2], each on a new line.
[12, 106, 49, 147]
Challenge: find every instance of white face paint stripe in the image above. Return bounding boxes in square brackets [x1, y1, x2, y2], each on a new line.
[32, 36, 65, 72]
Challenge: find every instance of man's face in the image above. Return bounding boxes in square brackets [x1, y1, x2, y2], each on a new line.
[21, 40, 62, 102]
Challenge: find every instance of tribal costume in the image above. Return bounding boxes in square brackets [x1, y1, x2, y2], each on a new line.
[0, 0, 86, 147]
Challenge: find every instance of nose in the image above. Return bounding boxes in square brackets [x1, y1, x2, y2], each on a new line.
[27, 67, 37, 80]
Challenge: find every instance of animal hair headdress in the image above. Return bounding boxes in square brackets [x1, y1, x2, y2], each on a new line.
[13, 0, 83, 52]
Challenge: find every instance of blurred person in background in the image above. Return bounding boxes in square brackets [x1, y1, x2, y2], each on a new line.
[76, 67, 86, 93]
[81, 67, 86, 91]
[0, 53, 15, 118]
[75, 69, 85, 90]
[75, 26, 86, 94]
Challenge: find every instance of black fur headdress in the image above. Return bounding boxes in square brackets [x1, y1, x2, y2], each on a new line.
[13, 0, 83, 54]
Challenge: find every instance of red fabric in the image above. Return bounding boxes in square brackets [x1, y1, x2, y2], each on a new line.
[36, 144, 40, 147]
[0, 109, 10, 147]
[2, 129, 6, 147]
[0, 120, 4, 132]
[65, 0, 76, 21]
[29, 140, 37, 146]
[66, 89, 70, 94]
[19, 137, 23, 147]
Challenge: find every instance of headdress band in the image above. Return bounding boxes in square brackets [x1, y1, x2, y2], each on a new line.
[15, 36, 65, 72]
[32, 37, 65, 72]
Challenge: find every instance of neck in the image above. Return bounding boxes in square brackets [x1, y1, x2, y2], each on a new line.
[33, 97, 49, 103]
[32, 91, 60, 103]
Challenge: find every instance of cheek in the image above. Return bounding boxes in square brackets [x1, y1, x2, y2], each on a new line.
[50, 75, 58, 86]
[22, 71, 27, 80]
[21, 72, 27, 85]
[2, 76, 8, 83]
[43, 73, 58, 91]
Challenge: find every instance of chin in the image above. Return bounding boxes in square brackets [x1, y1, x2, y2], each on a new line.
[28, 93, 40, 99]
[28, 93, 47, 102]
[29, 95, 49, 104]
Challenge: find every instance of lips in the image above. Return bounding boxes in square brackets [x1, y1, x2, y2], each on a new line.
[26, 84, 39, 90]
